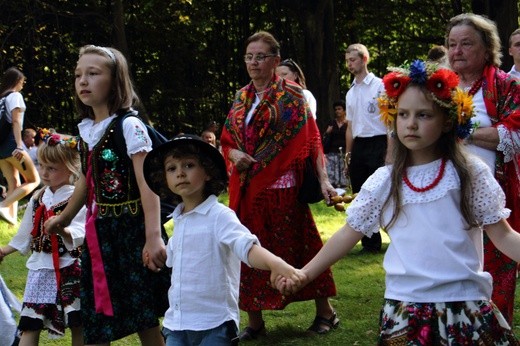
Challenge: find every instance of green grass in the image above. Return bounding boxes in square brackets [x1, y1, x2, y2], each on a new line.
[1, 198, 520, 345]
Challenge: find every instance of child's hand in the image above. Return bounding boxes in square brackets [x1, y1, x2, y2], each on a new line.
[269, 259, 307, 291]
[44, 215, 66, 235]
[142, 236, 167, 273]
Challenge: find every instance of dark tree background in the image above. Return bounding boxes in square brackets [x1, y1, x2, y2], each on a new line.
[0, 0, 518, 136]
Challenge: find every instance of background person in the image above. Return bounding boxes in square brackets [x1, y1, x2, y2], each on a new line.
[276, 58, 317, 119]
[323, 100, 348, 188]
[446, 13, 520, 325]
[221, 31, 338, 340]
[0, 67, 40, 225]
[508, 28, 520, 78]
[22, 127, 39, 170]
[344, 43, 390, 253]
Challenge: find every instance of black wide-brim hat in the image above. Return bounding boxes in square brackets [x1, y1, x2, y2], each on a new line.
[143, 134, 228, 198]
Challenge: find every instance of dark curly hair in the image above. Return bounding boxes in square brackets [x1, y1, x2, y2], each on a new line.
[147, 143, 227, 205]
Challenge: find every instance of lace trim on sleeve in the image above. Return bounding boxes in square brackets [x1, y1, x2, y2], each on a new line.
[346, 166, 390, 237]
[496, 124, 520, 163]
[468, 157, 510, 225]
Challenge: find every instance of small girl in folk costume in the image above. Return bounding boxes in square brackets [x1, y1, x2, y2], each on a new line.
[0, 130, 86, 345]
[277, 60, 520, 345]
[44, 45, 170, 345]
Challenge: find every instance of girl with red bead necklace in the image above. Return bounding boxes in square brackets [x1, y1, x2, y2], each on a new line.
[276, 60, 520, 344]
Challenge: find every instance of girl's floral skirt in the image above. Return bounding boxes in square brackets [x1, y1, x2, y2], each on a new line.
[378, 299, 519, 345]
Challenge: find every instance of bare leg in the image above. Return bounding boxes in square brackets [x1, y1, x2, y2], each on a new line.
[310, 297, 339, 333]
[0, 154, 39, 213]
[137, 326, 165, 346]
[245, 311, 264, 330]
[71, 326, 84, 346]
[18, 330, 40, 346]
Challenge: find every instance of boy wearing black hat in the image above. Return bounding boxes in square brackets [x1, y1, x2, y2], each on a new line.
[143, 134, 302, 345]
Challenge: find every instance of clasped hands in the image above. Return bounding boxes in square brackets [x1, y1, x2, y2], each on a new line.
[271, 268, 308, 296]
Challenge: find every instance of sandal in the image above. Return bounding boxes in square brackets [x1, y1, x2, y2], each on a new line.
[307, 311, 340, 334]
[238, 322, 266, 341]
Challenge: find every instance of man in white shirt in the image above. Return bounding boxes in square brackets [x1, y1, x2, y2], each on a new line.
[344, 43, 390, 254]
[509, 28, 520, 78]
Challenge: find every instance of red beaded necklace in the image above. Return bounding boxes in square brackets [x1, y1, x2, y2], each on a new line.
[466, 77, 483, 96]
[403, 158, 447, 193]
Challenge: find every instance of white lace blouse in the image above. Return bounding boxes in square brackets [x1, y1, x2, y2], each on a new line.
[346, 156, 510, 303]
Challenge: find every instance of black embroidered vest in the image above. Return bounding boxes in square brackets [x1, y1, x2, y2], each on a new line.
[79, 118, 142, 218]
[30, 189, 82, 258]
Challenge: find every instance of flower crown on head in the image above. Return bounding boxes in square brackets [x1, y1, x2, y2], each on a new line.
[38, 128, 78, 149]
[377, 59, 475, 139]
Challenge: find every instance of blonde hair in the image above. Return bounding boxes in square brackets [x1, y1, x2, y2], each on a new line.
[37, 142, 81, 184]
[346, 43, 370, 62]
[75, 45, 139, 119]
[445, 13, 502, 67]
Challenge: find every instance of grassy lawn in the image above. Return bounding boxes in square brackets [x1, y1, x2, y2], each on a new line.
[1, 197, 520, 345]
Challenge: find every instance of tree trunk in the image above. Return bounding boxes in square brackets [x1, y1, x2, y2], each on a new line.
[299, 0, 340, 131]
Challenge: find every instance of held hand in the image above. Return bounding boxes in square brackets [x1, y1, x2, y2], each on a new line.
[231, 149, 257, 172]
[44, 215, 67, 235]
[322, 179, 336, 205]
[142, 236, 167, 273]
[274, 269, 308, 296]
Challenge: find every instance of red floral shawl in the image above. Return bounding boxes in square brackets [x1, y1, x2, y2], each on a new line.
[481, 64, 520, 228]
[221, 75, 322, 226]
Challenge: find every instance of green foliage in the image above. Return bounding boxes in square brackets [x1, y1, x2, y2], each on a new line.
[1, 0, 501, 136]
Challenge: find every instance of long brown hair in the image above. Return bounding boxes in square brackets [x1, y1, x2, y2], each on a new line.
[74, 45, 140, 120]
[0, 67, 25, 97]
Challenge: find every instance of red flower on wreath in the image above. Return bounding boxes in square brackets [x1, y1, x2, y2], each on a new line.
[426, 69, 459, 100]
[383, 72, 411, 98]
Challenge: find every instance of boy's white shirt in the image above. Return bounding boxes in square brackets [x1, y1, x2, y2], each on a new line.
[163, 195, 259, 332]
[9, 185, 86, 270]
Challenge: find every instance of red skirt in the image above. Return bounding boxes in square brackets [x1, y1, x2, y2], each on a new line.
[239, 187, 336, 311]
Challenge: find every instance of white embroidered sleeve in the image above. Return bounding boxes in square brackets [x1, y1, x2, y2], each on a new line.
[346, 166, 389, 237]
[496, 124, 520, 163]
[469, 158, 510, 225]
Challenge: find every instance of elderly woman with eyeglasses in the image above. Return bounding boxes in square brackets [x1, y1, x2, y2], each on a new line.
[221, 31, 339, 341]
[447, 13, 520, 325]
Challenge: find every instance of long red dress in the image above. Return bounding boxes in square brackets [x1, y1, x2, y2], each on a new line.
[221, 75, 336, 311]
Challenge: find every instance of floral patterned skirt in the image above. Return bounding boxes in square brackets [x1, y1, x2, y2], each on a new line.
[19, 261, 82, 338]
[378, 299, 519, 345]
[239, 187, 336, 311]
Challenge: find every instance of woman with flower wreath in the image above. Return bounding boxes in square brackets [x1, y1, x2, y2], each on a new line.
[220, 31, 339, 340]
[0, 130, 86, 345]
[446, 13, 520, 325]
[277, 59, 520, 345]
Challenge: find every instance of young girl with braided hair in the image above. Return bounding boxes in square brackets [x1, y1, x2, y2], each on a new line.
[0, 130, 86, 345]
[277, 60, 520, 344]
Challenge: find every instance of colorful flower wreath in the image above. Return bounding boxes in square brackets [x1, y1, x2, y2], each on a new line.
[377, 59, 475, 139]
[38, 128, 78, 149]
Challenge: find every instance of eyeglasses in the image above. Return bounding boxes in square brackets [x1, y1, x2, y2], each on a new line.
[244, 54, 277, 63]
